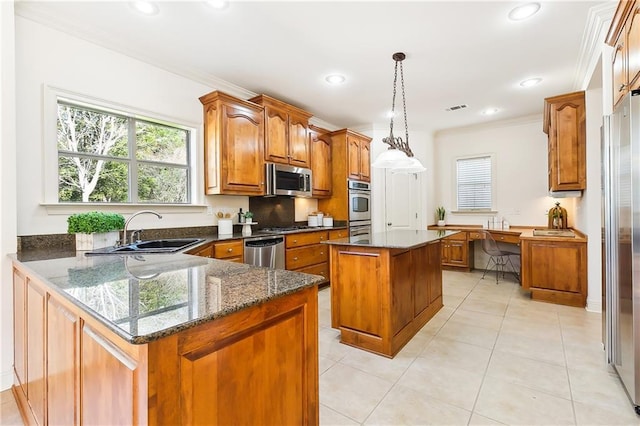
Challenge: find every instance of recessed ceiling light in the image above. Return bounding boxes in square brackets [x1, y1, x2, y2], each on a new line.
[508, 2, 541, 21]
[482, 108, 499, 116]
[325, 74, 346, 85]
[520, 77, 542, 87]
[131, 1, 159, 15]
[207, 0, 229, 10]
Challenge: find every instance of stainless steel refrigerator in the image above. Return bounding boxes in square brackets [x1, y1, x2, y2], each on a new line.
[604, 88, 640, 414]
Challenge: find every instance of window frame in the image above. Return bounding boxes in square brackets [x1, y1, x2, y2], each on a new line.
[43, 86, 202, 211]
[453, 153, 497, 213]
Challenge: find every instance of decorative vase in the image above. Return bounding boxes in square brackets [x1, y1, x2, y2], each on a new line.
[437, 220, 446, 227]
[75, 231, 120, 251]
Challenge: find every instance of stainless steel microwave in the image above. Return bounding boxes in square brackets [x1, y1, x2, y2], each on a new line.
[265, 163, 312, 198]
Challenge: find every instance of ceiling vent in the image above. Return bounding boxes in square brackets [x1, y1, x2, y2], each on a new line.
[446, 104, 468, 112]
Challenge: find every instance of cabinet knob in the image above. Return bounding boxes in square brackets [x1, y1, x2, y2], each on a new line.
[293, 239, 297, 243]
[227, 248, 233, 253]
[320, 236, 324, 240]
[320, 251, 324, 255]
[293, 256, 298, 261]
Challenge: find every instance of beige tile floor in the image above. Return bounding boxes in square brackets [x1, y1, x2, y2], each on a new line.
[318, 270, 640, 426]
[1, 270, 638, 425]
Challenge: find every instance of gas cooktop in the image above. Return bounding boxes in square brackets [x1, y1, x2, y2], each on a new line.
[260, 226, 317, 234]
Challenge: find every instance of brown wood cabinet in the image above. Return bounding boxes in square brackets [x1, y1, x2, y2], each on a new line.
[199, 91, 265, 195]
[286, 230, 329, 283]
[441, 232, 473, 271]
[249, 95, 313, 168]
[607, 1, 640, 107]
[12, 261, 319, 425]
[329, 240, 442, 358]
[543, 91, 586, 192]
[318, 129, 372, 221]
[521, 238, 587, 307]
[186, 239, 244, 263]
[309, 125, 332, 198]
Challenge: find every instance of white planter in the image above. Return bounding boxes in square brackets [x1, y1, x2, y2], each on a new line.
[75, 231, 120, 251]
[437, 220, 446, 227]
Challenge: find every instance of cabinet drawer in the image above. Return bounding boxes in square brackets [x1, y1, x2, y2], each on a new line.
[329, 229, 348, 240]
[187, 242, 214, 258]
[492, 234, 520, 245]
[294, 262, 329, 283]
[468, 231, 483, 240]
[286, 245, 328, 269]
[214, 240, 243, 259]
[286, 231, 329, 248]
[445, 231, 467, 241]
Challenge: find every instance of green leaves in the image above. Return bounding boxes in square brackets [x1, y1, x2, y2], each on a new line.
[67, 211, 125, 234]
[436, 206, 446, 221]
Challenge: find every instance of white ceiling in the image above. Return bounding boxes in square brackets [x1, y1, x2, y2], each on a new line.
[15, 1, 613, 133]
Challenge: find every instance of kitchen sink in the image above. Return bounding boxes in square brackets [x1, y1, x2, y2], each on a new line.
[85, 238, 205, 256]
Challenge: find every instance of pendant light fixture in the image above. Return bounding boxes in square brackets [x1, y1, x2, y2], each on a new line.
[372, 52, 425, 173]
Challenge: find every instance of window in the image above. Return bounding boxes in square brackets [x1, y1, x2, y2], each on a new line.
[56, 99, 191, 204]
[456, 155, 493, 211]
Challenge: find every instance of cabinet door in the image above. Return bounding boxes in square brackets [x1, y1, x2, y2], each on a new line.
[391, 250, 414, 335]
[214, 240, 243, 262]
[427, 241, 443, 304]
[347, 136, 361, 180]
[628, 5, 640, 90]
[359, 140, 371, 182]
[187, 242, 213, 258]
[27, 280, 46, 425]
[47, 298, 79, 426]
[81, 325, 139, 425]
[288, 112, 310, 167]
[442, 233, 468, 268]
[310, 129, 332, 197]
[221, 103, 265, 195]
[264, 106, 289, 165]
[548, 93, 586, 191]
[613, 29, 628, 108]
[13, 268, 27, 393]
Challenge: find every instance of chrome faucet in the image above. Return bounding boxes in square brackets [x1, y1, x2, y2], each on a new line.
[122, 210, 162, 245]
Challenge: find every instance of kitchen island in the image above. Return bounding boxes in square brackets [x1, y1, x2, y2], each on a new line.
[11, 253, 323, 425]
[323, 230, 455, 358]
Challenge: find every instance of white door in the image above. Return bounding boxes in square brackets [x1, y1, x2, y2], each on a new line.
[384, 170, 420, 230]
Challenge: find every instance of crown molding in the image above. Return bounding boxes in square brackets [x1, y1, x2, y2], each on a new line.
[573, 2, 616, 91]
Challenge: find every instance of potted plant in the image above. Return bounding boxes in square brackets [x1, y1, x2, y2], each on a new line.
[244, 211, 254, 224]
[67, 211, 125, 250]
[436, 206, 446, 227]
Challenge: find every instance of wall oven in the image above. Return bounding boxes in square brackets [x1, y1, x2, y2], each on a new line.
[265, 163, 312, 198]
[349, 220, 372, 242]
[348, 180, 371, 222]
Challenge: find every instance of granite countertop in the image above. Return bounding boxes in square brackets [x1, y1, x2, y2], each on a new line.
[14, 253, 323, 345]
[323, 229, 459, 249]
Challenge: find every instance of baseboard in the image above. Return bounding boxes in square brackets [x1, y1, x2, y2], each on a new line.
[586, 296, 602, 313]
[0, 368, 13, 391]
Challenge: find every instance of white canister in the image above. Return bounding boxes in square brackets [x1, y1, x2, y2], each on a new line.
[322, 216, 333, 227]
[307, 214, 319, 227]
[218, 219, 233, 235]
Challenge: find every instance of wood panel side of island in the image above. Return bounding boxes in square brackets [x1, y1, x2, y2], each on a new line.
[329, 240, 443, 358]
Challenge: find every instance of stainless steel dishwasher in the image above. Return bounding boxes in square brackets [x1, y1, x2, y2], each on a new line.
[243, 235, 285, 269]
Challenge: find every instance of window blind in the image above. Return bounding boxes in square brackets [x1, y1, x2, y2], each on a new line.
[457, 156, 492, 210]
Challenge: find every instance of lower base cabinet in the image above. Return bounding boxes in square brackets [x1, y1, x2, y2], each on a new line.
[520, 238, 587, 307]
[12, 262, 319, 426]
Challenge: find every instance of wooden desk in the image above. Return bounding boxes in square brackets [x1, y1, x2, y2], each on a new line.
[427, 225, 588, 307]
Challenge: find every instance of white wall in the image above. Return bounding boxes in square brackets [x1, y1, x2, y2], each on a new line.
[433, 115, 563, 228]
[1, 0, 18, 391]
[15, 17, 256, 236]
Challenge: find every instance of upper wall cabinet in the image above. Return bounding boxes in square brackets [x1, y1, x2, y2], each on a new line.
[309, 125, 332, 198]
[543, 91, 586, 192]
[199, 91, 265, 196]
[343, 131, 371, 182]
[249, 95, 313, 168]
[607, 1, 640, 108]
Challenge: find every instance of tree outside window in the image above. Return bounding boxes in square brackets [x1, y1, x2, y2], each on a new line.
[57, 100, 191, 203]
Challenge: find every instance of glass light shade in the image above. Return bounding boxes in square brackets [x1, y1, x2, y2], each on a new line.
[371, 149, 413, 169]
[391, 157, 426, 174]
